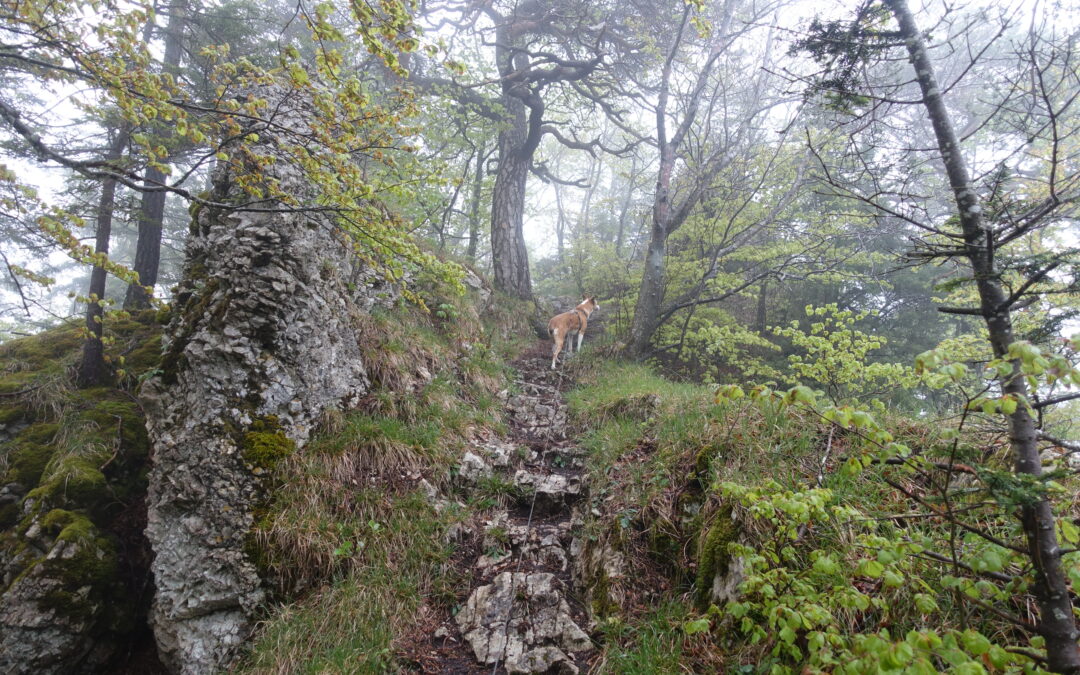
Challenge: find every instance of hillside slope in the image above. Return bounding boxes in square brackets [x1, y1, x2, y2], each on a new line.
[2, 305, 1077, 674]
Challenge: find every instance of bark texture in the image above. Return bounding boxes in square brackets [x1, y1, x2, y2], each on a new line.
[490, 108, 534, 300]
[140, 89, 400, 673]
[885, 1, 1080, 671]
[489, 44, 535, 301]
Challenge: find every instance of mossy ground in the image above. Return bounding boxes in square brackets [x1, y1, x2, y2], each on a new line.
[0, 311, 161, 645]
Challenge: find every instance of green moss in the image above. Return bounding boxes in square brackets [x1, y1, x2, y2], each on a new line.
[54, 523, 115, 580]
[41, 508, 83, 536]
[0, 322, 82, 369]
[36, 512, 118, 621]
[122, 333, 163, 373]
[695, 506, 738, 607]
[7, 423, 60, 486]
[27, 458, 108, 509]
[0, 370, 61, 396]
[73, 392, 149, 461]
[590, 566, 617, 619]
[242, 416, 295, 472]
[0, 405, 27, 426]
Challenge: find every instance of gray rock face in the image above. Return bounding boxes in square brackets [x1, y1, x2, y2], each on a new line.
[141, 90, 397, 674]
[0, 530, 114, 674]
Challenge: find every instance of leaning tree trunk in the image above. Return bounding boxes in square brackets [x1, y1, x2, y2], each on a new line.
[77, 128, 129, 387]
[886, 1, 1080, 671]
[124, 0, 186, 309]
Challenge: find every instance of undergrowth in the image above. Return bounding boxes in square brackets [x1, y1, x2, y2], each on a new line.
[567, 358, 1077, 673]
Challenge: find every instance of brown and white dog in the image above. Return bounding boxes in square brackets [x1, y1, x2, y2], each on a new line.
[548, 297, 599, 369]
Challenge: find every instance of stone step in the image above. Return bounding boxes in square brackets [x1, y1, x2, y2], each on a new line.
[455, 572, 591, 675]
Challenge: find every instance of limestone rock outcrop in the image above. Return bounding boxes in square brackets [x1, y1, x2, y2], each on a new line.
[140, 90, 398, 673]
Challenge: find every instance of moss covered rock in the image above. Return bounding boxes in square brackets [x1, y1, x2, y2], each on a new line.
[0, 510, 122, 673]
[694, 505, 743, 607]
[0, 317, 160, 674]
[242, 416, 295, 473]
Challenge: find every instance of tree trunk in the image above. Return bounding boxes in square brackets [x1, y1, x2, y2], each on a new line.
[628, 119, 677, 358]
[466, 140, 486, 262]
[124, 165, 166, 309]
[490, 130, 533, 300]
[627, 222, 667, 356]
[487, 22, 539, 302]
[124, 0, 186, 309]
[886, 1, 1080, 671]
[77, 128, 129, 387]
[489, 57, 535, 301]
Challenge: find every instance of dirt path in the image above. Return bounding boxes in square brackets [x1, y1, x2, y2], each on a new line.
[408, 342, 595, 674]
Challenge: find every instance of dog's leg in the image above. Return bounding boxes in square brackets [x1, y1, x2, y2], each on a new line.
[551, 329, 563, 369]
[576, 332, 584, 352]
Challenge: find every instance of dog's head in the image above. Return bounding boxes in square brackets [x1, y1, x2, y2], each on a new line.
[579, 296, 599, 313]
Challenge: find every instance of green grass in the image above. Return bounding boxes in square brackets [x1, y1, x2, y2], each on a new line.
[593, 601, 726, 674]
[240, 283, 533, 672]
[242, 490, 463, 675]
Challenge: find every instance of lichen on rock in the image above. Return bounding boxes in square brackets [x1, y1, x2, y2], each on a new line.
[140, 86, 403, 673]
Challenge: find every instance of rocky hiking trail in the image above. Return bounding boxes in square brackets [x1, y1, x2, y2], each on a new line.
[407, 340, 598, 675]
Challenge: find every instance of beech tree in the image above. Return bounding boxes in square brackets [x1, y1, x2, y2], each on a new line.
[1, 0, 459, 384]
[624, 0, 797, 356]
[414, 0, 646, 301]
[798, 1, 1080, 669]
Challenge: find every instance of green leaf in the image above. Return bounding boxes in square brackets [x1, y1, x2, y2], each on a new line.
[779, 625, 796, 644]
[1000, 395, 1018, 415]
[914, 593, 939, 614]
[1060, 519, 1080, 545]
[683, 617, 711, 635]
[813, 554, 839, 575]
[961, 630, 991, 656]
[859, 560, 884, 578]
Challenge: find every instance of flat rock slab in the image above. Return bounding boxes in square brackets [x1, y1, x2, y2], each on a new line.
[514, 470, 583, 513]
[455, 572, 591, 674]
